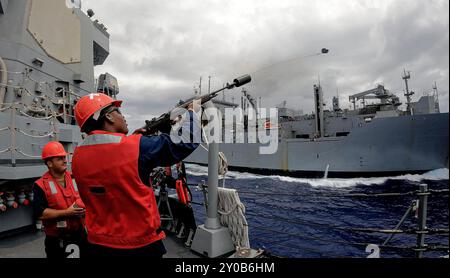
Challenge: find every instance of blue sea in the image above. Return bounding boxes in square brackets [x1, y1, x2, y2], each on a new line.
[184, 165, 449, 258]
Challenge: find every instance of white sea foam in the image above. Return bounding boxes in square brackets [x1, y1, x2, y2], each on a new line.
[185, 163, 449, 188]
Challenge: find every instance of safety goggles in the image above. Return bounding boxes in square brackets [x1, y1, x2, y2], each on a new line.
[106, 107, 122, 115]
[93, 105, 122, 121]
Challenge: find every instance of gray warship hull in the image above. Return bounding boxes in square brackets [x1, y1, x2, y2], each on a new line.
[1, 0, 110, 233]
[186, 113, 449, 177]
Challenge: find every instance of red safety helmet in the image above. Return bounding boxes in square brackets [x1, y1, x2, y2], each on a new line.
[74, 93, 122, 131]
[41, 141, 67, 160]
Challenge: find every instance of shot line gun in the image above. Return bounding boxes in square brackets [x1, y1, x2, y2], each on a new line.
[142, 74, 251, 135]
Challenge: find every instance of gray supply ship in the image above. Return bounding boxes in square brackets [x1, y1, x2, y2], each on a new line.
[1, 0, 260, 259]
[186, 76, 449, 178]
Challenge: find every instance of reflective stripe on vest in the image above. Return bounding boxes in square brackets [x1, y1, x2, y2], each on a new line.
[72, 179, 79, 192]
[81, 134, 122, 146]
[48, 181, 58, 195]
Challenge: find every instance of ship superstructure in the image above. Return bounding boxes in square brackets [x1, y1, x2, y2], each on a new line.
[0, 0, 115, 233]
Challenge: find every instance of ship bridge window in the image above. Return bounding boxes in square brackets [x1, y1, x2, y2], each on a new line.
[336, 132, 350, 137]
[296, 134, 310, 139]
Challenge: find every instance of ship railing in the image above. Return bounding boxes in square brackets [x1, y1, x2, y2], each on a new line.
[0, 102, 63, 166]
[187, 182, 448, 258]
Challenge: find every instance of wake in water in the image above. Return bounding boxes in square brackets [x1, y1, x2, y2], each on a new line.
[185, 163, 448, 258]
[185, 163, 449, 188]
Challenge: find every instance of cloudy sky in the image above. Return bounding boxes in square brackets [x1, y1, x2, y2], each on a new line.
[82, 0, 449, 131]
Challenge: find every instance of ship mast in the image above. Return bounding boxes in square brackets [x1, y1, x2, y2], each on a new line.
[402, 69, 414, 115]
[432, 82, 440, 113]
[313, 84, 324, 138]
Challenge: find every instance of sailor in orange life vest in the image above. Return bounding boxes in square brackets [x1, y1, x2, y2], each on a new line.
[33, 141, 87, 258]
[71, 93, 200, 257]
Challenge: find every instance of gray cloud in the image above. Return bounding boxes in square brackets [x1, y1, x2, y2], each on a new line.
[83, 0, 449, 131]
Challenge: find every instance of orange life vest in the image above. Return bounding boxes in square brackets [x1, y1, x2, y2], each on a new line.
[35, 171, 85, 237]
[72, 130, 165, 249]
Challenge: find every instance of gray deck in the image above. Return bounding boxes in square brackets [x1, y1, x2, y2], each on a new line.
[0, 229, 200, 258]
[0, 229, 45, 258]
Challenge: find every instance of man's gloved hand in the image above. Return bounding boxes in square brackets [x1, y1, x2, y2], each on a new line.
[187, 98, 202, 114]
[132, 128, 147, 135]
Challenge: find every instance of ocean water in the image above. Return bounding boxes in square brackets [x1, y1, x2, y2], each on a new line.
[184, 165, 449, 258]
